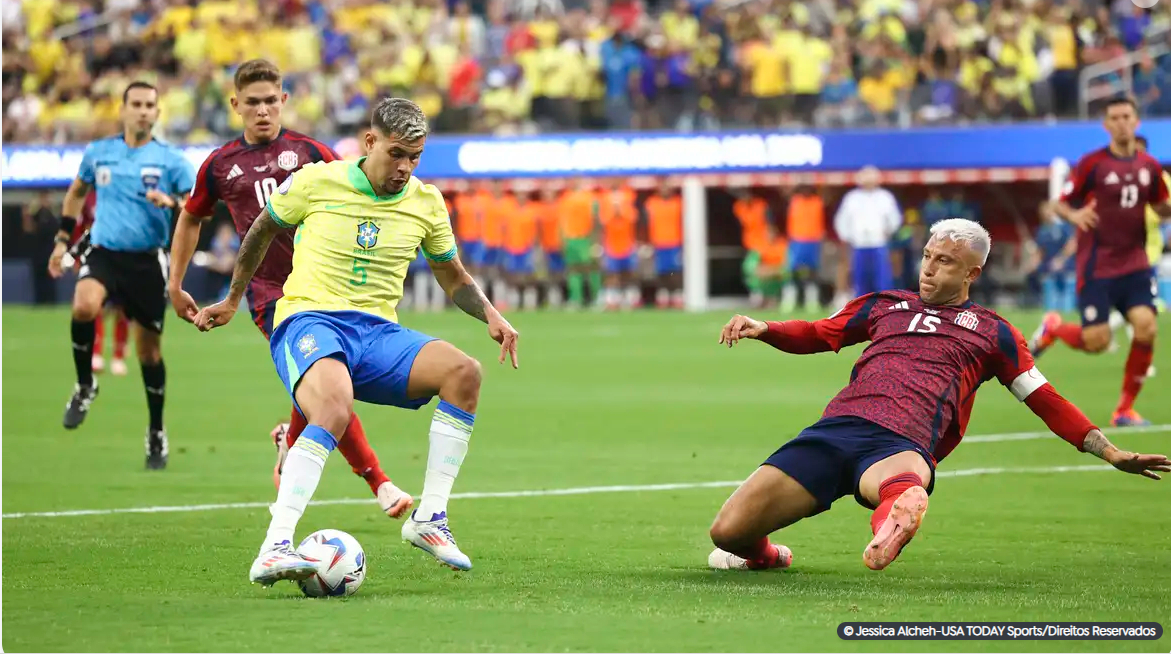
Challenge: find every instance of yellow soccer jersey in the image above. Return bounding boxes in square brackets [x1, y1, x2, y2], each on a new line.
[1146, 170, 1169, 266]
[266, 159, 456, 326]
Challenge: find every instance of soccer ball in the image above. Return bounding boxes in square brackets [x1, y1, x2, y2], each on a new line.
[295, 529, 366, 598]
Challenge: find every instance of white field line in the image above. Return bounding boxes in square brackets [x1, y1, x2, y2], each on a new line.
[1, 465, 1123, 521]
[4, 426, 1165, 521]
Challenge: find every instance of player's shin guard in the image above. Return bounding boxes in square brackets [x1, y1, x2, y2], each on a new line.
[263, 425, 335, 551]
[1116, 341, 1154, 414]
[338, 414, 390, 494]
[141, 361, 165, 432]
[870, 473, 923, 535]
[415, 400, 473, 519]
[71, 319, 96, 387]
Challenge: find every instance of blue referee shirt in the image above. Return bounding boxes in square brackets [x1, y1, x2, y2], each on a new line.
[77, 136, 196, 252]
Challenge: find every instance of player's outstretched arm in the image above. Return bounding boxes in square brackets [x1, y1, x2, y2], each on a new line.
[168, 208, 210, 323]
[429, 255, 520, 368]
[1021, 384, 1170, 480]
[1081, 430, 1171, 480]
[719, 295, 874, 353]
[193, 208, 282, 332]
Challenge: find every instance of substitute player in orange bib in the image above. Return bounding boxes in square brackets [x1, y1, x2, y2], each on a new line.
[709, 218, 1170, 572]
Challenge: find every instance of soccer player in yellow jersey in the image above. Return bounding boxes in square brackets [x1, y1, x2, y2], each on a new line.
[194, 98, 519, 584]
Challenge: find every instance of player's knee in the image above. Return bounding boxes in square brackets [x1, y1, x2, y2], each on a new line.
[136, 339, 162, 365]
[445, 355, 482, 398]
[1082, 329, 1111, 353]
[1131, 316, 1158, 344]
[709, 513, 746, 551]
[71, 295, 102, 321]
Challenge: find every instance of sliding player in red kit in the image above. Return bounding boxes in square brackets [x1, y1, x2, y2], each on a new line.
[1030, 97, 1171, 427]
[167, 59, 413, 519]
[708, 219, 1169, 573]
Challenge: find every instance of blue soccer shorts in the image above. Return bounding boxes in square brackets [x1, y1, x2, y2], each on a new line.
[787, 240, 821, 273]
[1078, 269, 1158, 326]
[271, 310, 437, 413]
[604, 253, 637, 274]
[504, 251, 534, 275]
[654, 246, 682, 275]
[764, 416, 936, 515]
[545, 251, 565, 275]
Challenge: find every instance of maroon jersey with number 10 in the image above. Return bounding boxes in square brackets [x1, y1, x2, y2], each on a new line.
[765, 290, 1042, 463]
[1060, 147, 1168, 285]
[184, 128, 338, 310]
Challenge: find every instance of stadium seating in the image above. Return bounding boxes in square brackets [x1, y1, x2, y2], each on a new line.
[5, 0, 1171, 144]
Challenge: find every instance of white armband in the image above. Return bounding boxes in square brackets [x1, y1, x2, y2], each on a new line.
[1009, 366, 1048, 402]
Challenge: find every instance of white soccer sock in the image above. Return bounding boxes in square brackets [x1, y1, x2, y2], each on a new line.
[547, 285, 564, 308]
[780, 283, 798, 312]
[415, 400, 474, 520]
[522, 286, 539, 309]
[261, 426, 334, 551]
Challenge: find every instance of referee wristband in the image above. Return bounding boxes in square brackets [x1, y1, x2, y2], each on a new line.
[58, 215, 77, 236]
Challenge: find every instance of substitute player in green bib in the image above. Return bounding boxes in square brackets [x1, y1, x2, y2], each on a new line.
[195, 98, 519, 585]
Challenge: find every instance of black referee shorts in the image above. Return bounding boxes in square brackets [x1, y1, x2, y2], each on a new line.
[78, 246, 168, 333]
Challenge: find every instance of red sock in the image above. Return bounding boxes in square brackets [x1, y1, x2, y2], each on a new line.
[1053, 323, 1086, 350]
[286, 409, 389, 494]
[286, 407, 307, 447]
[742, 536, 780, 570]
[1116, 342, 1154, 414]
[870, 472, 924, 535]
[113, 315, 129, 359]
[339, 414, 390, 493]
[93, 312, 105, 357]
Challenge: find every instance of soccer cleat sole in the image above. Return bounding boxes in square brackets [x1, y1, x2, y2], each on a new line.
[406, 541, 472, 571]
[145, 455, 167, 471]
[250, 562, 319, 587]
[863, 486, 929, 571]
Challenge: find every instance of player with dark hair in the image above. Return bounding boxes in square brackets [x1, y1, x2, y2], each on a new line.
[708, 218, 1169, 572]
[167, 60, 410, 518]
[194, 98, 519, 584]
[1030, 97, 1171, 427]
[48, 81, 195, 469]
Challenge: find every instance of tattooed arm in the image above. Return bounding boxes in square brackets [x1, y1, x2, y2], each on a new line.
[192, 207, 283, 331]
[1082, 429, 1171, 480]
[429, 254, 520, 368]
[429, 255, 492, 323]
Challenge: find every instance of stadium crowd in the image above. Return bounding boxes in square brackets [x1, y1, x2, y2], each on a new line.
[5, 0, 1171, 144]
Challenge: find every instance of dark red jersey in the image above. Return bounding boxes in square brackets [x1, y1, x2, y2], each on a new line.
[766, 290, 1042, 463]
[184, 128, 337, 310]
[1061, 147, 1168, 283]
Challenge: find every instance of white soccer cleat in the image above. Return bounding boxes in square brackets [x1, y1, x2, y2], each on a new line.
[376, 481, 414, 519]
[248, 540, 318, 586]
[402, 511, 472, 571]
[91, 354, 105, 374]
[271, 422, 290, 490]
[110, 358, 128, 376]
[708, 545, 793, 570]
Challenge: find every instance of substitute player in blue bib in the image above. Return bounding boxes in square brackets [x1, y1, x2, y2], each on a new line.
[48, 81, 196, 470]
[194, 98, 519, 585]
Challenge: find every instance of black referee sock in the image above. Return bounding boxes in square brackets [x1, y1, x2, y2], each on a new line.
[141, 360, 166, 432]
[71, 320, 96, 388]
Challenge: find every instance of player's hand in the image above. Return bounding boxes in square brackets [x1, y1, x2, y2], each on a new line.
[1067, 199, 1098, 231]
[1105, 449, 1171, 480]
[488, 314, 519, 369]
[719, 314, 768, 347]
[169, 285, 200, 323]
[193, 300, 237, 332]
[145, 190, 175, 209]
[48, 242, 67, 279]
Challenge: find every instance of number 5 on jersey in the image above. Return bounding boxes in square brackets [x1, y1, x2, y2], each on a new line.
[907, 313, 940, 333]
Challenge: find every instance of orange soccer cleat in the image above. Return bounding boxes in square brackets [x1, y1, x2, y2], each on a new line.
[863, 486, 929, 571]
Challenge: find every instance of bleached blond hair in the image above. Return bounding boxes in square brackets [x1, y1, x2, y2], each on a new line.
[929, 218, 992, 266]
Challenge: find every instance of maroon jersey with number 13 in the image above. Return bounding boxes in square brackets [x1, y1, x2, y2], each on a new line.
[184, 128, 338, 310]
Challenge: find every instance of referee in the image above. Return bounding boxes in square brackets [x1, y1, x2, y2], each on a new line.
[48, 81, 196, 470]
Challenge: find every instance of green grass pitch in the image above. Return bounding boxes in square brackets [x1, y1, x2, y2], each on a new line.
[3, 306, 1170, 652]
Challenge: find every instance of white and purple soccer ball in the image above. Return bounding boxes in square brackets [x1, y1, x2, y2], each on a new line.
[295, 529, 366, 598]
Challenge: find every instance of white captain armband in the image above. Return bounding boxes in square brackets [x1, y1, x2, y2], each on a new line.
[1009, 366, 1048, 402]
